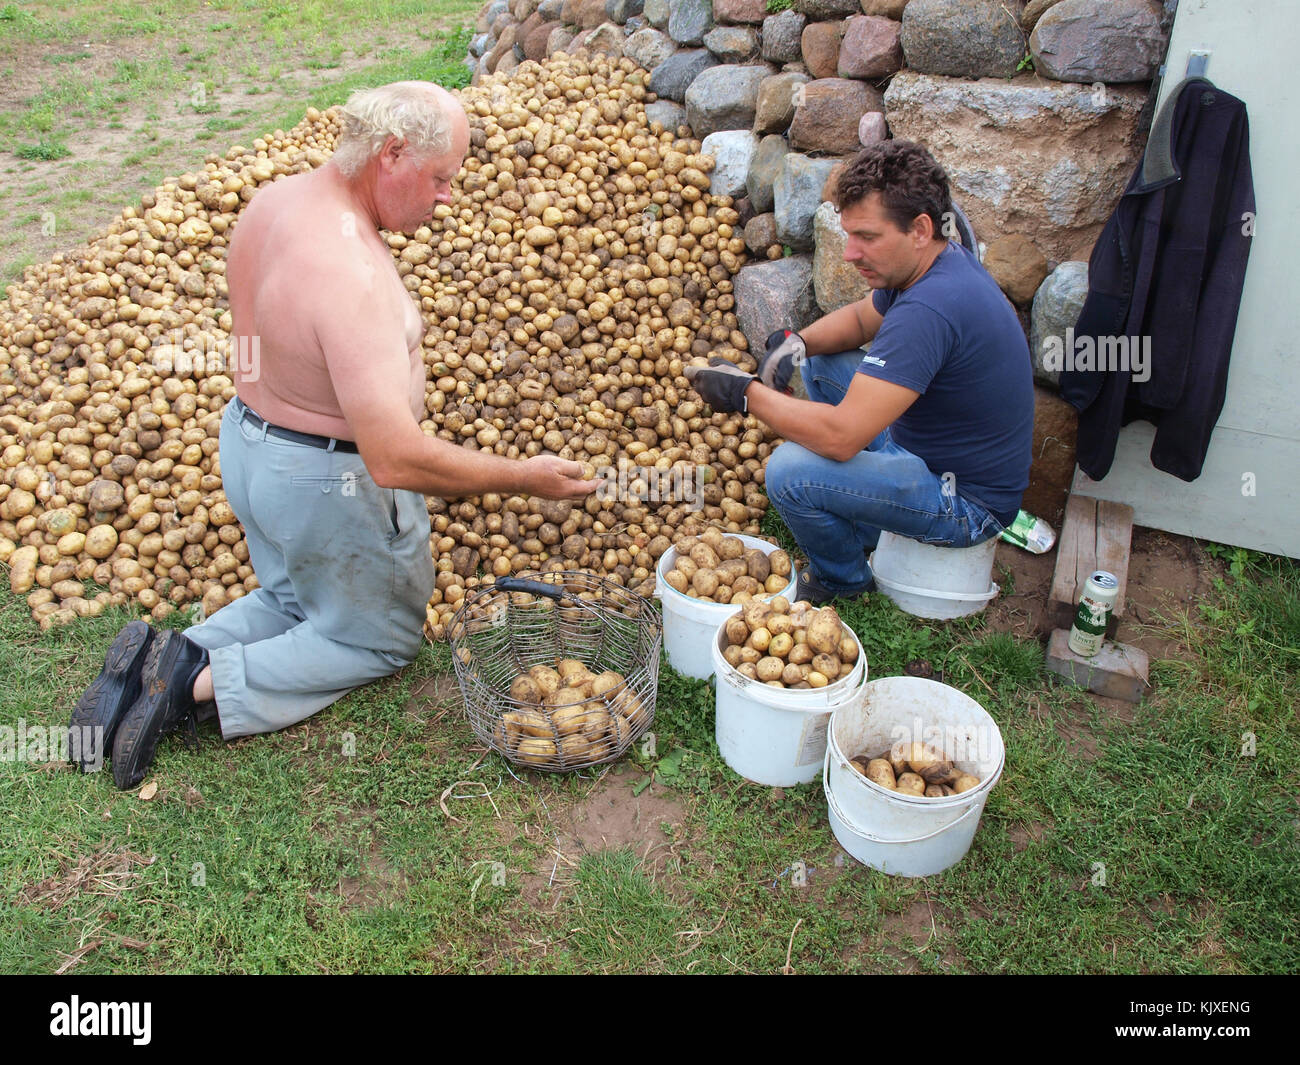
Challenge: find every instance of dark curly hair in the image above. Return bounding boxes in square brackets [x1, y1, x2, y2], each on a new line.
[834, 140, 952, 238]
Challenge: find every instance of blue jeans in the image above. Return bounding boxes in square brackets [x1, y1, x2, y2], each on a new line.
[765, 350, 1005, 597]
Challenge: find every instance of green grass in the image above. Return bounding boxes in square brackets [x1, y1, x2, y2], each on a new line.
[2, 536, 1295, 973]
[14, 139, 70, 160]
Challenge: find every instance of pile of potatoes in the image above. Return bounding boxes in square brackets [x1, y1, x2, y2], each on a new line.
[497, 657, 649, 768]
[851, 741, 980, 798]
[0, 51, 781, 634]
[661, 529, 792, 604]
[721, 598, 859, 689]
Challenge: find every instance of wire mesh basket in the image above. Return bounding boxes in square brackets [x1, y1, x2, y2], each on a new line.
[448, 572, 662, 773]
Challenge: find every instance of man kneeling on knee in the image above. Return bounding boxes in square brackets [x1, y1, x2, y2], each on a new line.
[71, 82, 596, 788]
[686, 141, 1033, 604]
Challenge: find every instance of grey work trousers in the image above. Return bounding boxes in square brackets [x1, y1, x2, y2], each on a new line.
[184, 397, 435, 739]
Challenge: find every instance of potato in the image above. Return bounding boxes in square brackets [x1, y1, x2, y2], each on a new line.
[725, 614, 749, 646]
[888, 740, 909, 777]
[806, 607, 843, 656]
[691, 568, 719, 598]
[528, 665, 562, 695]
[552, 702, 606, 736]
[768, 549, 792, 577]
[838, 634, 859, 664]
[951, 772, 981, 793]
[738, 645, 762, 665]
[918, 759, 957, 785]
[768, 632, 793, 659]
[7, 546, 38, 594]
[590, 671, 624, 697]
[689, 543, 720, 569]
[925, 784, 948, 798]
[788, 642, 813, 666]
[905, 742, 947, 775]
[756, 656, 784, 682]
[764, 572, 789, 593]
[716, 536, 745, 560]
[723, 643, 744, 667]
[811, 652, 841, 679]
[806, 671, 829, 688]
[743, 549, 770, 582]
[559, 733, 601, 765]
[674, 555, 699, 581]
[510, 674, 541, 704]
[742, 599, 771, 631]
[556, 658, 587, 681]
[664, 568, 689, 594]
[896, 772, 926, 796]
[781, 662, 806, 685]
[747, 626, 772, 653]
[84, 525, 118, 560]
[517, 737, 558, 765]
[738, 662, 758, 680]
[865, 758, 897, 791]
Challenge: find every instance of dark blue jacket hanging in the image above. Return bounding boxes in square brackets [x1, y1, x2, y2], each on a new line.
[1059, 77, 1254, 482]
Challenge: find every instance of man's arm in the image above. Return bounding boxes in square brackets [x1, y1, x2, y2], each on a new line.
[744, 371, 918, 463]
[798, 294, 885, 356]
[313, 267, 592, 501]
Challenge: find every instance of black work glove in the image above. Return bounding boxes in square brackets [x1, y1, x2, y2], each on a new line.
[757, 329, 807, 392]
[684, 358, 757, 414]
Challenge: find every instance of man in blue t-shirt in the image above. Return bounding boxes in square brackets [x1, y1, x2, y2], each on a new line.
[685, 141, 1033, 602]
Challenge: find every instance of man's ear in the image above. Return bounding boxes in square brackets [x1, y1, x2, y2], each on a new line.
[379, 136, 406, 170]
[910, 212, 934, 246]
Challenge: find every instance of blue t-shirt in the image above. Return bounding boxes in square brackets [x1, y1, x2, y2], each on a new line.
[858, 242, 1033, 526]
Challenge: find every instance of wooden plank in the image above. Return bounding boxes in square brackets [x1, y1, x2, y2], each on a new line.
[1045, 628, 1151, 703]
[1094, 500, 1134, 614]
[1049, 493, 1096, 610]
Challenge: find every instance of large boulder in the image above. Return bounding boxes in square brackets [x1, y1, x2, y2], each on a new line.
[645, 99, 689, 129]
[479, 0, 510, 32]
[838, 15, 904, 78]
[576, 0, 609, 27]
[744, 212, 780, 256]
[1024, 385, 1078, 525]
[746, 133, 790, 213]
[774, 153, 837, 250]
[734, 255, 820, 354]
[884, 71, 1147, 261]
[704, 25, 760, 61]
[813, 201, 872, 313]
[700, 130, 761, 197]
[795, 0, 861, 18]
[801, 20, 845, 80]
[523, 19, 563, 59]
[538, 0, 565, 17]
[668, 0, 714, 45]
[624, 26, 676, 68]
[859, 110, 887, 145]
[789, 78, 884, 154]
[607, 0, 645, 21]
[547, 25, 575, 52]
[1021, 0, 1065, 32]
[762, 11, 807, 64]
[901, 0, 1026, 79]
[1029, 260, 1089, 386]
[753, 70, 809, 135]
[644, 0, 671, 29]
[685, 63, 774, 139]
[648, 48, 719, 101]
[862, 0, 911, 15]
[983, 233, 1049, 306]
[1031, 0, 1167, 83]
[582, 21, 626, 54]
[714, 0, 770, 22]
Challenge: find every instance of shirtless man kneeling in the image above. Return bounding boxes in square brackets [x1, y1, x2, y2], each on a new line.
[69, 82, 596, 789]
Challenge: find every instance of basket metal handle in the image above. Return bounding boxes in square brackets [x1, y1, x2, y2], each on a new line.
[493, 576, 574, 601]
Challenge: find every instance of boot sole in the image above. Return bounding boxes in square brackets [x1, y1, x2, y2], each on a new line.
[68, 621, 154, 773]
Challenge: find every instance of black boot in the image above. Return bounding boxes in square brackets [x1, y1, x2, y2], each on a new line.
[112, 631, 210, 790]
[68, 621, 155, 773]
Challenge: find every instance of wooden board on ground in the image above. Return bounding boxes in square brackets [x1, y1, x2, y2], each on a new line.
[1049, 494, 1134, 634]
[1045, 628, 1151, 703]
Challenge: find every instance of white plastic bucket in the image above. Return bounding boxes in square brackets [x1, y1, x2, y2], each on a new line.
[869, 531, 999, 620]
[655, 534, 796, 680]
[712, 624, 867, 787]
[823, 675, 1004, 877]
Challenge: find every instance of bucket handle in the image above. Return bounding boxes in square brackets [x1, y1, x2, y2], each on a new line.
[823, 749, 984, 844]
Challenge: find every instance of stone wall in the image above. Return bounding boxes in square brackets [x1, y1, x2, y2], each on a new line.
[468, 0, 1173, 522]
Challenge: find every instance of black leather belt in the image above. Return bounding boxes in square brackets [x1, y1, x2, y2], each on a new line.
[236, 399, 359, 453]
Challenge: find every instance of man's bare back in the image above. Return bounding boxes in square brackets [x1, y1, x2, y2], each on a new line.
[227, 166, 425, 440]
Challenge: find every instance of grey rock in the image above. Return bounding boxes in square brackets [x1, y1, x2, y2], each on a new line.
[704, 25, 760, 61]
[837, 14, 904, 78]
[901, 0, 1026, 79]
[744, 212, 779, 255]
[584, 21, 626, 55]
[1029, 260, 1089, 386]
[734, 255, 819, 355]
[538, 0, 565, 17]
[813, 201, 872, 313]
[1031, 0, 1166, 83]
[859, 110, 887, 144]
[485, 0, 512, 26]
[625, 15, 645, 32]
[645, 99, 689, 130]
[668, 0, 714, 45]
[606, 0, 644, 21]
[774, 153, 837, 250]
[625, 26, 676, 68]
[685, 63, 774, 139]
[1022, 0, 1065, 32]
[762, 11, 807, 64]
[547, 25, 575, 51]
[746, 133, 790, 214]
[470, 32, 492, 57]
[753, 70, 809, 135]
[701, 129, 761, 197]
[794, 0, 861, 18]
[644, 0, 671, 29]
[648, 48, 719, 102]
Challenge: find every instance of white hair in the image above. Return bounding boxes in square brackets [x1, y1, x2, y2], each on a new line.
[332, 82, 456, 178]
